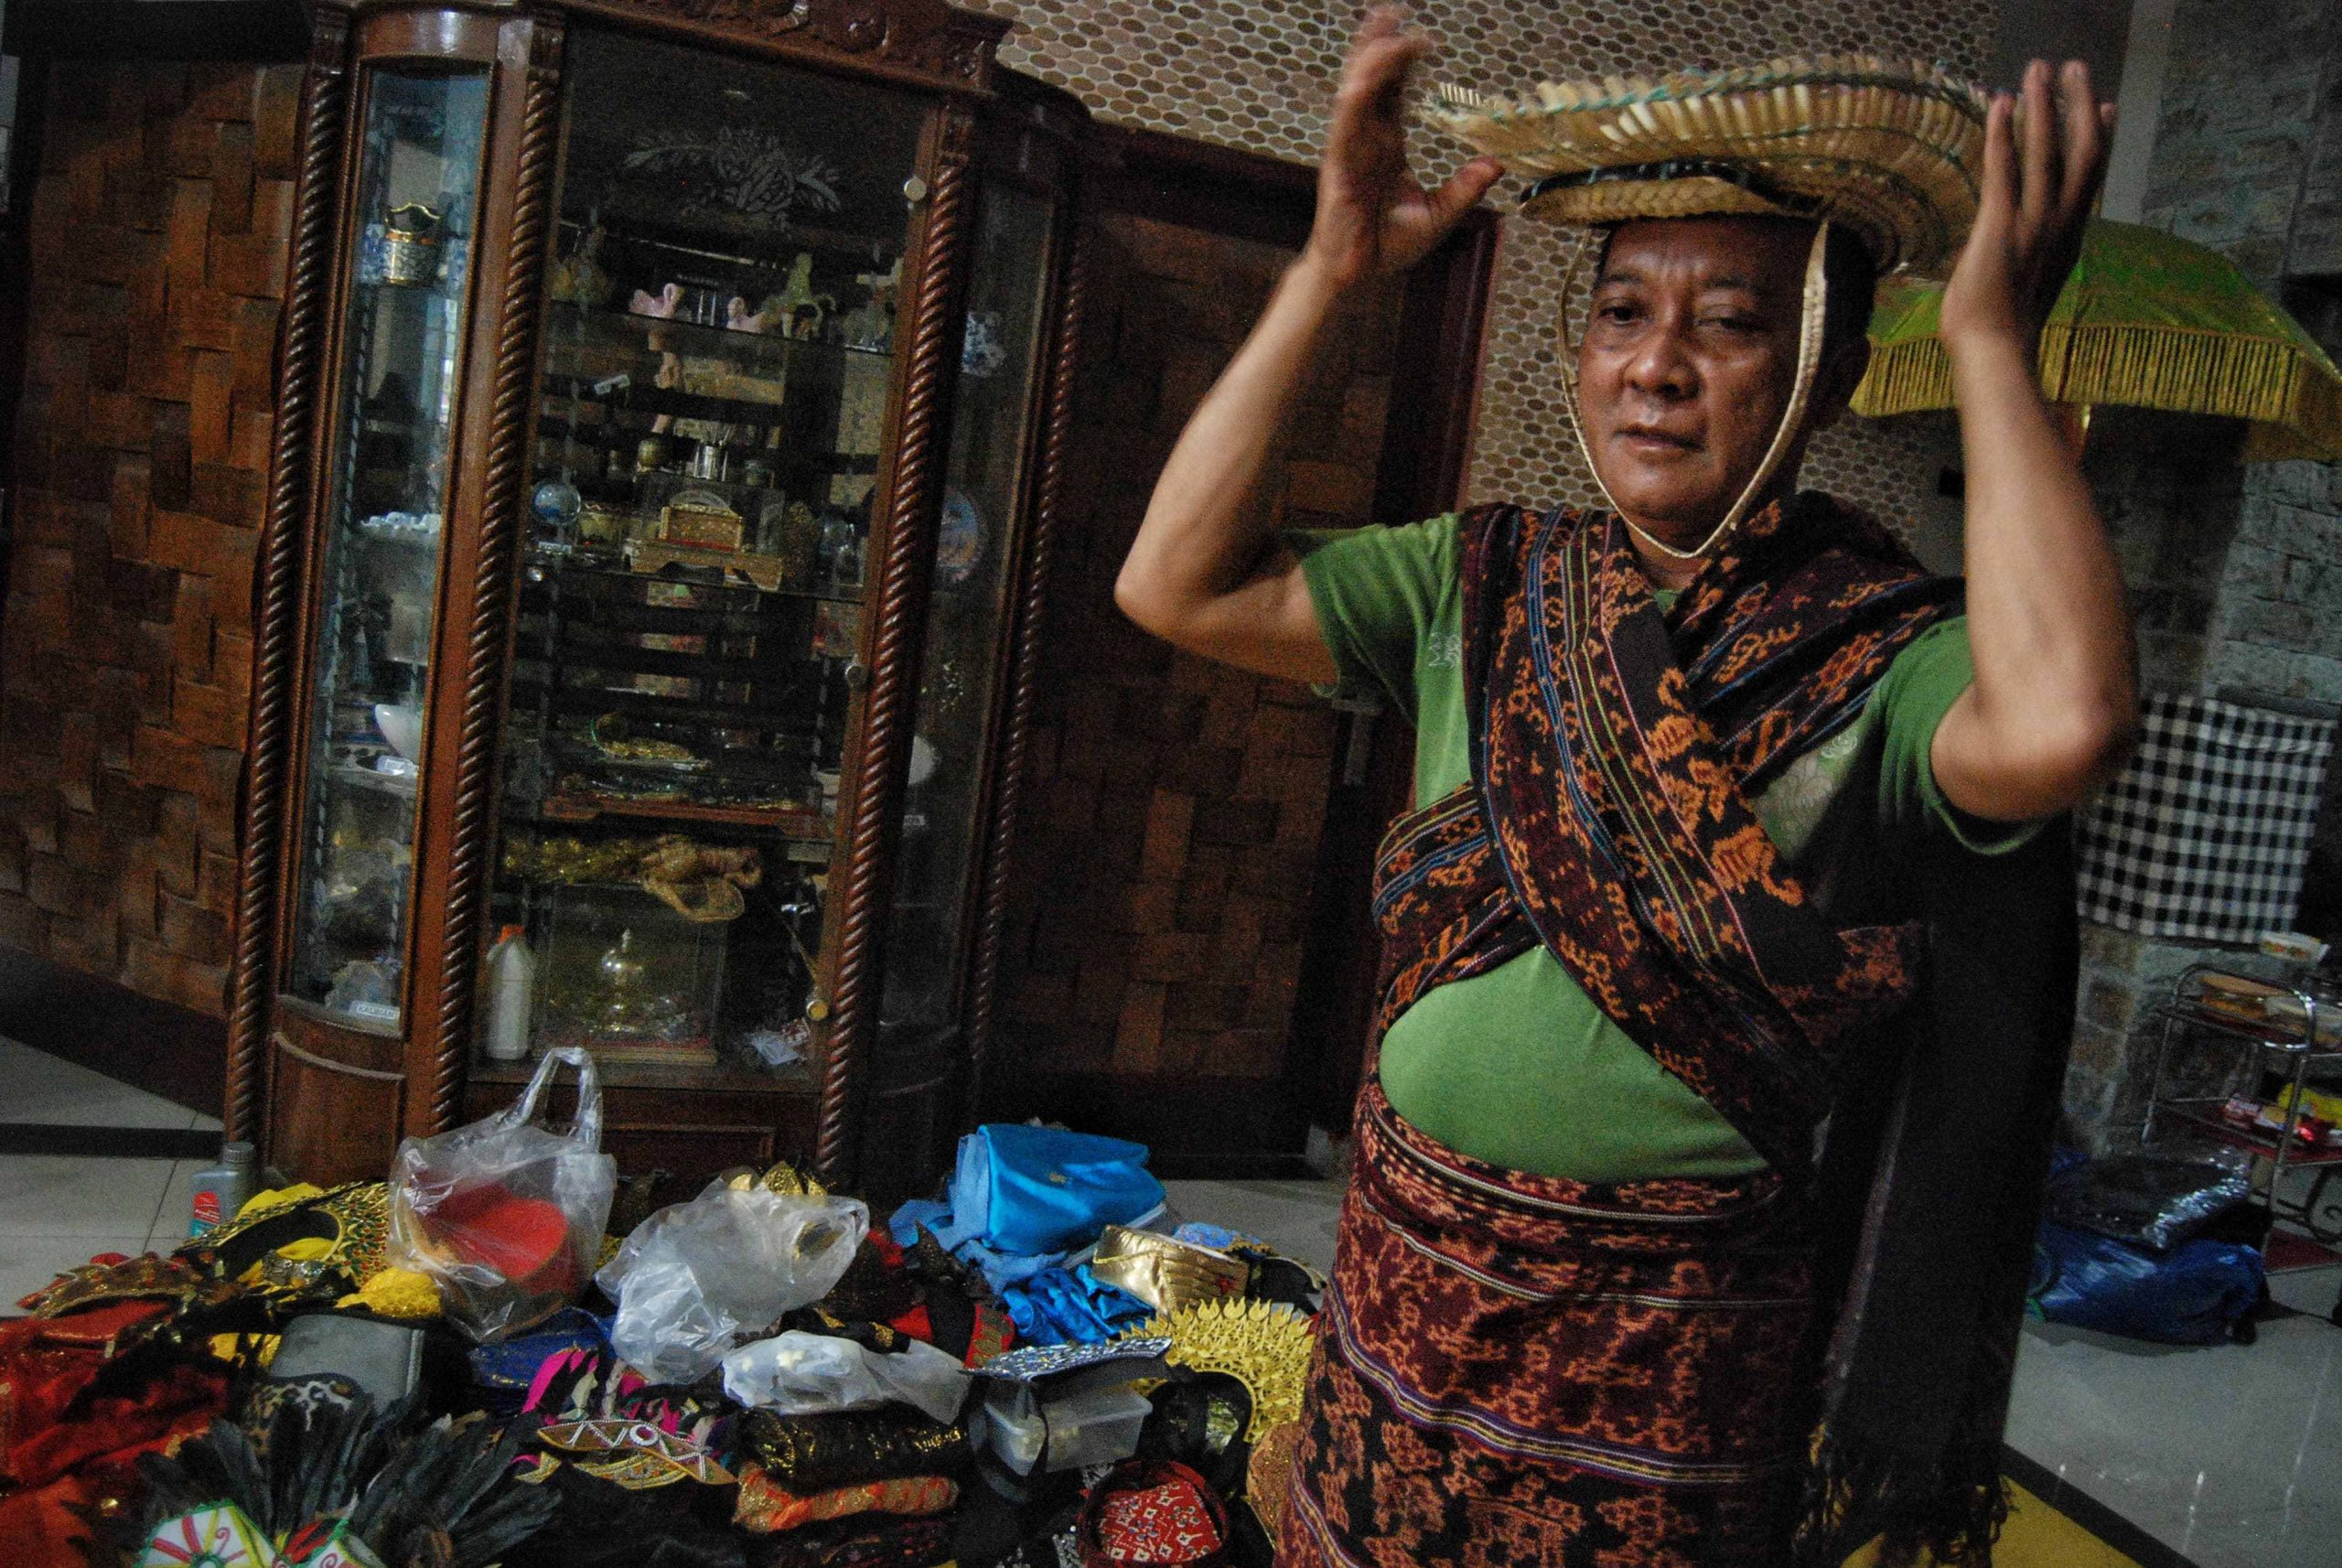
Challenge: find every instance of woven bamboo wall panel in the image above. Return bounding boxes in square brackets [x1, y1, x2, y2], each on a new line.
[978, 0, 1994, 532]
[0, 61, 301, 1017]
[998, 213, 1396, 1083]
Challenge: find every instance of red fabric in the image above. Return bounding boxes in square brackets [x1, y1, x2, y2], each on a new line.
[0, 1301, 231, 1566]
[432, 1187, 576, 1294]
[1078, 1462, 1229, 1568]
[963, 1303, 1013, 1366]
[1095, 1478, 1222, 1563]
[0, 1473, 103, 1568]
[1281, 1086, 1810, 1568]
[3, 1302, 177, 1485]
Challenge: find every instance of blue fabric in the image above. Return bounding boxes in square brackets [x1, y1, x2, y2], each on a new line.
[466, 1305, 613, 1412]
[889, 1199, 1071, 1295]
[1002, 1266, 1153, 1345]
[958, 1124, 1165, 1257]
[888, 1128, 1165, 1345]
[2030, 1222, 2262, 1345]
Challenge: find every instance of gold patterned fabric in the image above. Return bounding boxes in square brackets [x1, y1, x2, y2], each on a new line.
[535, 1418, 736, 1488]
[20, 1254, 239, 1320]
[177, 1182, 393, 1296]
[736, 1407, 972, 1494]
[734, 1470, 958, 1533]
[1087, 1227, 1249, 1314]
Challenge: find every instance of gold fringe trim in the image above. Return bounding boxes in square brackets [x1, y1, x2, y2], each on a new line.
[1853, 323, 2342, 460]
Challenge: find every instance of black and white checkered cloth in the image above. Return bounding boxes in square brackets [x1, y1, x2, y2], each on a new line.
[2077, 692, 2336, 940]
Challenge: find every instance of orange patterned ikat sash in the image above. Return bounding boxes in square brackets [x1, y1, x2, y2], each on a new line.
[1370, 496, 1961, 1172]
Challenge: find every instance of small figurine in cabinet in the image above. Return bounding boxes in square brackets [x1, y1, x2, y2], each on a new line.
[731, 252, 833, 340]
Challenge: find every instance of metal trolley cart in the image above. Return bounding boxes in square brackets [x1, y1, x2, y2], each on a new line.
[2141, 963, 2342, 1323]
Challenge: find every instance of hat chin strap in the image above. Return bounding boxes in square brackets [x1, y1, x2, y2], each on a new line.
[1555, 220, 1833, 564]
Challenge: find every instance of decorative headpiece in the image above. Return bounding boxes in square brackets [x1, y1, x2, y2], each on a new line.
[1123, 1298, 1313, 1443]
[1428, 58, 1992, 558]
[1426, 57, 1989, 276]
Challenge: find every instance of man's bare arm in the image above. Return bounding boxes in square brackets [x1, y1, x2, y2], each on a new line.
[1113, 257, 1346, 686]
[1932, 61, 2136, 822]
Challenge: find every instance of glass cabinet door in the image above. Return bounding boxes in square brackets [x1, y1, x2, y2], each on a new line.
[480, 30, 926, 1080]
[286, 68, 490, 1026]
[882, 183, 1056, 1031]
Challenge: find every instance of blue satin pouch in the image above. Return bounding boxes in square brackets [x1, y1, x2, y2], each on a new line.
[955, 1124, 1165, 1257]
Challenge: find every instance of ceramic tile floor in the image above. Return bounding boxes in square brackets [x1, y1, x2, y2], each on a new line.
[5, 1042, 2338, 1565]
[2004, 1260, 2342, 1568]
[0, 1038, 222, 1305]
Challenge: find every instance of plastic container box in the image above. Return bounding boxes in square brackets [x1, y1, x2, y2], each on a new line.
[982, 1382, 1153, 1476]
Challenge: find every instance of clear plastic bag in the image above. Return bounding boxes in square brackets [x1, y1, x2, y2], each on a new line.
[388, 1046, 617, 1344]
[2044, 1154, 2254, 1252]
[721, 1329, 972, 1423]
[596, 1181, 869, 1383]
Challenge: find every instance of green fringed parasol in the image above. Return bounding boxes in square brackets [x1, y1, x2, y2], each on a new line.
[1853, 219, 2342, 461]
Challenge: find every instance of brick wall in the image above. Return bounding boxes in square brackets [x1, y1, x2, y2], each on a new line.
[0, 61, 300, 1018]
[997, 213, 1385, 1095]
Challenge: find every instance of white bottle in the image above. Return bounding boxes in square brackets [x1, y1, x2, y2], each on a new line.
[484, 924, 536, 1061]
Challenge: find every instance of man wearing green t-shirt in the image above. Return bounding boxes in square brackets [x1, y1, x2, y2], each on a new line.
[1117, 10, 2133, 1565]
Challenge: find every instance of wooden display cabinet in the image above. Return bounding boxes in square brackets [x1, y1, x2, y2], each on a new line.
[224, 0, 1088, 1204]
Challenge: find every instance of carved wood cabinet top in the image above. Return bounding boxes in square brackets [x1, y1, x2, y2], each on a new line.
[331, 0, 1013, 91]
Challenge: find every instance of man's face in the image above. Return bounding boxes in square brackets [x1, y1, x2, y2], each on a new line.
[1578, 216, 1818, 545]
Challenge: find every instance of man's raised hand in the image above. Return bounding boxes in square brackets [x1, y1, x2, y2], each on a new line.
[1941, 59, 2115, 354]
[1300, 6, 1503, 291]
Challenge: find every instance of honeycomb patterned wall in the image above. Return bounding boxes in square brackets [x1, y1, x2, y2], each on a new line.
[975, 0, 1999, 534]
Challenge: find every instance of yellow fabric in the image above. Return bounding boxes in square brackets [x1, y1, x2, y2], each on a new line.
[1842, 1480, 2143, 1568]
[206, 1333, 279, 1366]
[1856, 219, 2342, 461]
[235, 1184, 325, 1219]
[338, 1266, 442, 1320]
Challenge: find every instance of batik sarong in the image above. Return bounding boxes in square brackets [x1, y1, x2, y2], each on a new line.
[1282, 497, 1961, 1566]
[1282, 1083, 1814, 1567]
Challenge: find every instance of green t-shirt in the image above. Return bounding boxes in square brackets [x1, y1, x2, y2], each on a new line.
[1296, 511, 2037, 1182]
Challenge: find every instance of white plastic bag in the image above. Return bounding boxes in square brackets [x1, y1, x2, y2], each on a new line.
[721, 1330, 972, 1424]
[388, 1046, 616, 1344]
[596, 1181, 869, 1383]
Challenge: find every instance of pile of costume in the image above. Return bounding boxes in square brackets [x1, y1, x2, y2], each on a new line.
[0, 1089, 1320, 1568]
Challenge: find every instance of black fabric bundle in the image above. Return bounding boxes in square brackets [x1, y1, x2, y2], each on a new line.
[1799, 826, 2079, 1566]
[736, 1406, 974, 1494]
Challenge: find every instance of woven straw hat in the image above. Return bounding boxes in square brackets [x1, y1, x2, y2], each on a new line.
[1427, 57, 1991, 275]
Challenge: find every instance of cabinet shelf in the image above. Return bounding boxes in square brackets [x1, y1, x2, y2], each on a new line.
[546, 298, 894, 368]
[534, 406, 883, 477]
[524, 551, 863, 606]
[526, 793, 834, 839]
[2155, 1103, 2342, 1166]
[2153, 1001, 2342, 1052]
[469, 1052, 815, 1096]
[524, 684, 823, 730]
[515, 642, 770, 681]
[328, 760, 419, 800]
